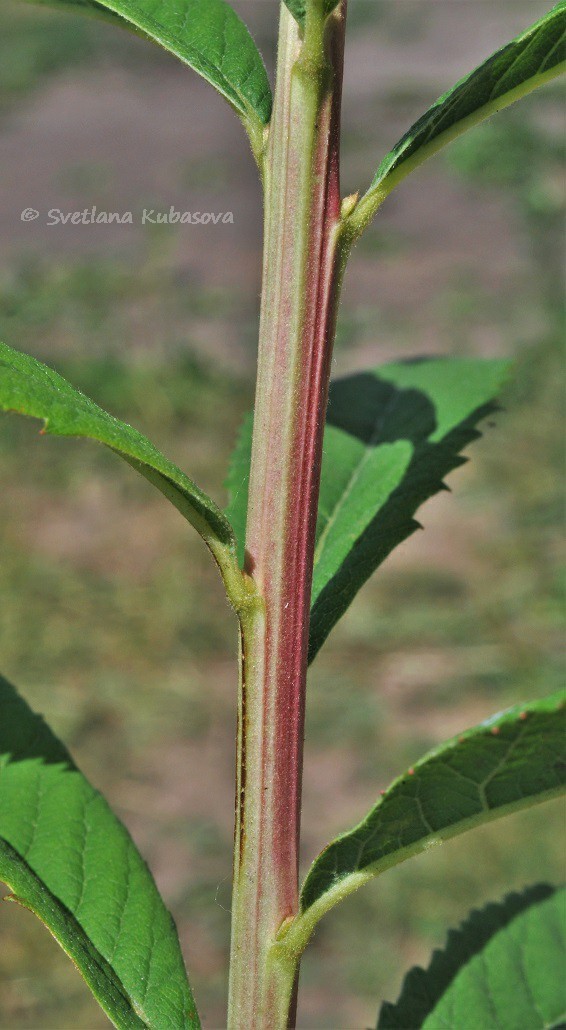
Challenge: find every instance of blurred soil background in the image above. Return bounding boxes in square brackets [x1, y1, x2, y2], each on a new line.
[0, 0, 564, 1026]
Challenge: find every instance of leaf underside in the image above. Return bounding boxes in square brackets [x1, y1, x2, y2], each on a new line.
[300, 692, 566, 916]
[365, 1, 566, 203]
[226, 357, 510, 660]
[378, 883, 562, 1029]
[31, 0, 272, 130]
[0, 674, 198, 1029]
[0, 341, 236, 555]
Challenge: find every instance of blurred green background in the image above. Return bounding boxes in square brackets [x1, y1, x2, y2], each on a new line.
[0, 1, 564, 1027]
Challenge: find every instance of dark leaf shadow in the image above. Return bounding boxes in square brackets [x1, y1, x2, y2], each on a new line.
[309, 362, 500, 662]
[0, 673, 75, 770]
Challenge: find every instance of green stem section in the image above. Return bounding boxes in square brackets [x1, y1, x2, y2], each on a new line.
[228, 3, 347, 1027]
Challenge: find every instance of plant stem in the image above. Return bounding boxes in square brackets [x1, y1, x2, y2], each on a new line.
[228, 3, 348, 1027]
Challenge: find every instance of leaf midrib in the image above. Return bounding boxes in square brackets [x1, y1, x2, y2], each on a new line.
[298, 694, 566, 923]
[313, 390, 401, 567]
[0, 837, 151, 1028]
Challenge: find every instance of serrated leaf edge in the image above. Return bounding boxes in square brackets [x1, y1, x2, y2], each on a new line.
[377, 883, 560, 1029]
[272, 693, 566, 964]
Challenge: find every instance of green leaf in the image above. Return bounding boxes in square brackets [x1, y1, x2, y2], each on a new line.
[380, 886, 566, 1029]
[283, 0, 340, 27]
[226, 359, 510, 657]
[378, 884, 562, 1029]
[352, 2, 566, 223]
[419, 888, 566, 1030]
[283, 0, 306, 23]
[0, 341, 237, 565]
[30, 0, 272, 148]
[298, 692, 565, 928]
[310, 357, 510, 661]
[225, 411, 253, 569]
[0, 673, 199, 1029]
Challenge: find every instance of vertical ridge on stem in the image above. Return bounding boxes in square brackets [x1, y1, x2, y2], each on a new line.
[229, 4, 348, 1027]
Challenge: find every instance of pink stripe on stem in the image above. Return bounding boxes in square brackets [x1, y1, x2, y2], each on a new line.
[229, 5, 348, 1028]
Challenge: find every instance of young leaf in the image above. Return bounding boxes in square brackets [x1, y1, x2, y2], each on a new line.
[310, 357, 510, 661]
[0, 341, 238, 569]
[380, 886, 566, 1029]
[296, 692, 565, 932]
[283, 0, 340, 27]
[0, 673, 199, 1029]
[377, 884, 559, 1029]
[349, 2, 566, 228]
[284, 0, 306, 23]
[30, 0, 272, 152]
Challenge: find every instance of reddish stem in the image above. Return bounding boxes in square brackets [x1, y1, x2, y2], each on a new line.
[228, 4, 348, 1028]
